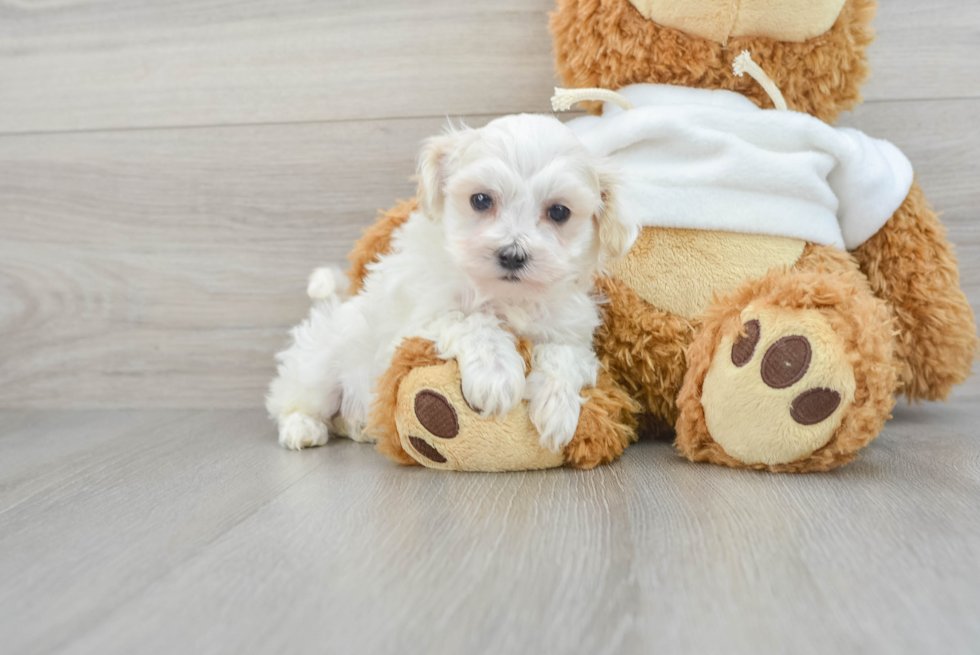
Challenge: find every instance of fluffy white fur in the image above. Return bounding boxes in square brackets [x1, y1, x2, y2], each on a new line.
[267, 114, 638, 452]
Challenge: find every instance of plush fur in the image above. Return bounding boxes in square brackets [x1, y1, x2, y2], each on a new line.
[549, 0, 876, 123]
[676, 244, 899, 472]
[346, 198, 416, 296]
[593, 268, 696, 425]
[627, 0, 848, 43]
[607, 228, 805, 319]
[853, 181, 979, 401]
[268, 114, 636, 454]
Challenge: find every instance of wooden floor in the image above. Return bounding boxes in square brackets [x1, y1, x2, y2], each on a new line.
[1, 402, 978, 655]
[2, 0, 980, 653]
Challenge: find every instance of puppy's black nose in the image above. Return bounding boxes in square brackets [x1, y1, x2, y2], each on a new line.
[497, 246, 528, 271]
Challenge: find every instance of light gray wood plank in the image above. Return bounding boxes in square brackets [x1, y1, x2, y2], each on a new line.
[0, 409, 189, 485]
[0, 0, 977, 135]
[2, 100, 979, 409]
[0, 409, 323, 655]
[0, 404, 977, 655]
[0, 117, 444, 408]
[862, 0, 980, 104]
[0, 0, 558, 134]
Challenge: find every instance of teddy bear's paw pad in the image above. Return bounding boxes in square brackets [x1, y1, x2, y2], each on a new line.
[407, 436, 447, 463]
[759, 335, 812, 388]
[757, 335, 844, 425]
[404, 390, 457, 464]
[790, 388, 842, 425]
[702, 307, 856, 466]
[730, 319, 761, 366]
[414, 390, 459, 440]
[394, 362, 565, 472]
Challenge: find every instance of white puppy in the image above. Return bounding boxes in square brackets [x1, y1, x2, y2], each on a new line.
[267, 114, 637, 453]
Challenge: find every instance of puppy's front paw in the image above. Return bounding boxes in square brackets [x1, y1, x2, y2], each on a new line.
[459, 348, 527, 417]
[279, 412, 329, 450]
[527, 371, 583, 453]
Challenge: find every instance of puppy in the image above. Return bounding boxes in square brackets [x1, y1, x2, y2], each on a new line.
[267, 114, 637, 453]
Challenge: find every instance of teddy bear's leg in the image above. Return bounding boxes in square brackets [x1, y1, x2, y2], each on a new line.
[675, 245, 899, 472]
[369, 337, 638, 471]
[563, 369, 641, 469]
[852, 182, 978, 401]
[593, 273, 697, 428]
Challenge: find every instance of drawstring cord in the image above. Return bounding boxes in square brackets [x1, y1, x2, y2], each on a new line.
[550, 87, 634, 112]
[551, 51, 787, 113]
[733, 51, 788, 111]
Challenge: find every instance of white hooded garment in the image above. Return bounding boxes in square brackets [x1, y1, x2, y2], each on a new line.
[565, 84, 914, 250]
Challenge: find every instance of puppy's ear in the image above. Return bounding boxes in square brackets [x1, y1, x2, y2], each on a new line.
[416, 130, 460, 220]
[595, 169, 638, 264]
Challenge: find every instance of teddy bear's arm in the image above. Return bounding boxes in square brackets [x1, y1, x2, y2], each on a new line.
[852, 181, 978, 401]
[346, 198, 418, 295]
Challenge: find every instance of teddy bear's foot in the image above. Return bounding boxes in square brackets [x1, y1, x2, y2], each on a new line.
[700, 307, 857, 466]
[393, 360, 564, 471]
[370, 337, 638, 471]
[676, 261, 899, 472]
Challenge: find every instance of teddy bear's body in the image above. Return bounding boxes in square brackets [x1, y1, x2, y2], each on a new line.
[551, 78, 915, 470]
[357, 0, 976, 472]
[546, 0, 977, 471]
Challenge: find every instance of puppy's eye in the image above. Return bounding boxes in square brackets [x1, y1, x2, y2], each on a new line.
[470, 193, 494, 212]
[547, 204, 571, 224]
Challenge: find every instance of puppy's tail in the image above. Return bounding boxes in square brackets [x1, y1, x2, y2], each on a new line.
[306, 266, 349, 301]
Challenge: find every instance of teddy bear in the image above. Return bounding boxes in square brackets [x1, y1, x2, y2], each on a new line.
[356, 0, 976, 472]
[550, 0, 977, 471]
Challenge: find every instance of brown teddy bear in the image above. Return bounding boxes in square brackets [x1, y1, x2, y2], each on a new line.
[357, 0, 976, 472]
[551, 0, 977, 471]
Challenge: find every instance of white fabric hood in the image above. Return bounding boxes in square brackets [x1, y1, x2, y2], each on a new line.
[565, 84, 914, 250]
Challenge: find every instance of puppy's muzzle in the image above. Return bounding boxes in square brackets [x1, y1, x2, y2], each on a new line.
[497, 244, 529, 272]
